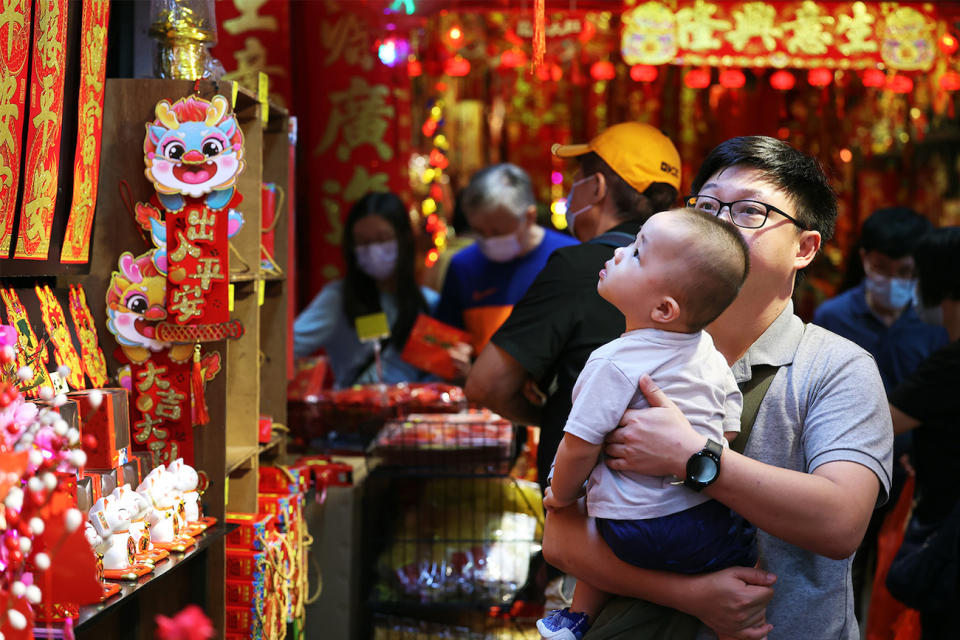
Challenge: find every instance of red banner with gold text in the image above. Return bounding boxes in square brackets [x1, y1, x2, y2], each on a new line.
[212, 0, 292, 109]
[60, 0, 110, 264]
[0, 0, 32, 256]
[129, 353, 195, 468]
[290, 0, 412, 302]
[15, 0, 68, 260]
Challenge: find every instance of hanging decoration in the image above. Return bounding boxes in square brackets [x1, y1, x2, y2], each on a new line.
[418, 100, 449, 269]
[0, 289, 51, 396]
[67, 285, 109, 388]
[34, 285, 85, 390]
[14, 0, 68, 260]
[60, 0, 111, 264]
[621, 1, 943, 71]
[0, 0, 32, 257]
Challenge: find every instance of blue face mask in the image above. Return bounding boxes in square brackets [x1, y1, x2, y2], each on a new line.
[865, 272, 915, 310]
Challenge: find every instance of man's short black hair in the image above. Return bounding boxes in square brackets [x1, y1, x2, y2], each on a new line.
[690, 136, 837, 242]
[860, 207, 932, 259]
[915, 226, 960, 306]
[579, 152, 678, 224]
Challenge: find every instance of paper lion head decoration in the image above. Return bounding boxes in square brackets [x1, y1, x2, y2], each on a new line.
[143, 95, 244, 211]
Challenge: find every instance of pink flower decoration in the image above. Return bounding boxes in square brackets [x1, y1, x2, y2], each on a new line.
[0, 325, 16, 347]
[154, 605, 214, 640]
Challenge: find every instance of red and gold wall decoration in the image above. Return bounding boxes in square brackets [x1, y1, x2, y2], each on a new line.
[0, 0, 32, 256]
[15, 0, 68, 260]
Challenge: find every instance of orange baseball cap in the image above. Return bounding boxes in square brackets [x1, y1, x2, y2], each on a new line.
[551, 122, 681, 194]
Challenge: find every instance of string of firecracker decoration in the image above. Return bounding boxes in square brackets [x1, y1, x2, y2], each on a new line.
[419, 98, 450, 268]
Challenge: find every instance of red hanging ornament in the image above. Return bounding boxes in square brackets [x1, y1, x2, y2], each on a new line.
[684, 69, 711, 89]
[862, 68, 886, 87]
[887, 75, 914, 94]
[808, 68, 832, 87]
[533, 0, 545, 69]
[769, 70, 796, 91]
[500, 48, 527, 69]
[444, 55, 471, 77]
[590, 61, 616, 81]
[190, 345, 209, 426]
[536, 63, 562, 82]
[429, 149, 449, 169]
[629, 65, 658, 83]
[719, 69, 746, 89]
[939, 71, 960, 92]
[940, 33, 958, 56]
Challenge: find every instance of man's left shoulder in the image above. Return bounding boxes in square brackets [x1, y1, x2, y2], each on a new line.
[540, 229, 579, 252]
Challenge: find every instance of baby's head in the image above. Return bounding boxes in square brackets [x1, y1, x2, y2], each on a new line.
[597, 208, 749, 333]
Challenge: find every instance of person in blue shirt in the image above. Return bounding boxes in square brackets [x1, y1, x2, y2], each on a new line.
[293, 191, 439, 388]
[434, 163, 578, 377]
[813, 206, 948, 621]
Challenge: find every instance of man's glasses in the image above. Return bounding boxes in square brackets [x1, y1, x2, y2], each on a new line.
[685, 195, 810, 230]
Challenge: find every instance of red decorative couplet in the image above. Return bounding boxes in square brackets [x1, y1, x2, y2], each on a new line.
[35, 284, 85, 389]
[14, 0, 68, 260]
[128, 351, 195, 467]
[60, 0, 110, 264]
[67, 284, 109, 387]
[165, 198, 232, 326]
[0, 0, 32, 255]
[0, 287, 51, 396]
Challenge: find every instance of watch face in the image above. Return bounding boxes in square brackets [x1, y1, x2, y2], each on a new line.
[688, 455, 718, 484]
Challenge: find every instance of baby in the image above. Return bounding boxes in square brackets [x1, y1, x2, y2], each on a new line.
[538, 208, 756, 640]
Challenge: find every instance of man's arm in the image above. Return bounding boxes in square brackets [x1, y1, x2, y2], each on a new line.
[890, 403, 921, 435]
[542, 498, 776, 639]
[605, 375, 880, 560]
[465, 342, 542, 425]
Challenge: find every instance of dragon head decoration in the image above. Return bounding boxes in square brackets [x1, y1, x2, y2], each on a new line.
[143, 95, 244, 209]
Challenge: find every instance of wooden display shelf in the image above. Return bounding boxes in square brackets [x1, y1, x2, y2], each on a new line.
[225, 445, 259, 475]
[74, 524, 235, 638]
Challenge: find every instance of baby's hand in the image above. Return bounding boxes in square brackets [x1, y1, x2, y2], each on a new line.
[542, 486, 576, 512]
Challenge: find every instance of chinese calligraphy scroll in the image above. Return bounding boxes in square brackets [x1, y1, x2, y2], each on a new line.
[35, 284, 85, 389]
[0, 0, 32, 255]
[621, 1, 941, 71]
[60, 0, 110, 264]
[67, 284, 108, 387]
[15, 0, 67, 260]
[0, 287, 52, 396]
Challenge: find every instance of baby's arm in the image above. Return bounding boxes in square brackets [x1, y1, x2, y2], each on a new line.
[545, 433, 600, 510]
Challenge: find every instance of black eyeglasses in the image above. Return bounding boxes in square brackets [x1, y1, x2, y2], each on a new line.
[685, 195, 810, 230]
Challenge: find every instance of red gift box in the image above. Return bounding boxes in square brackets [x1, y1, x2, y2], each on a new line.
[226, 579, 262, 607]
[226, 549, 266, 581]
[226, 513, 275, 551]
[258, 466, 304, 495]
[225, 606, 255, 633]
[69, 388, 130, 469]
[400, 314, 473, 380]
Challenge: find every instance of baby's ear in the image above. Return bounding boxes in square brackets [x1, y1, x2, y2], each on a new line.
[650, 296, 680, 324]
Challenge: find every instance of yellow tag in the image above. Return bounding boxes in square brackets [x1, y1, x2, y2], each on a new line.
[231, 82, 239, 109]
[48, 371, 68, 395]
[258, 280, 265, 307]
[258, 72, 269, 126]
[355, 312, 390, 342]
[228, 284, 235, 312]
[224, 475, 229, 504]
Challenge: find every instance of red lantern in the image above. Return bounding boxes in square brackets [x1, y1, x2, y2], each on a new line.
[444, 55, 471, 77]
[808, 68, 832, 87]
[536, 63, 562, 82]
[683, 69, 711, 89]
[940, 33, 959, 56]
[769, 70, 795, 91]
[940, 71, 960, 92]
[407, 58, 422, 77]
[500, 48, 527, 69]
[862, 68, 885, 87]
[718, 69, 746, 89]
[590, 61, 616, 81]
[887, 75, 914, 94]
[421, 119, 438, 137]
[629, 65, 658, 82]
[429, 149, 449, 169]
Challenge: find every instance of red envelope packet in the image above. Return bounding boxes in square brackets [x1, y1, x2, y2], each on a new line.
[400, 314, 472, 380]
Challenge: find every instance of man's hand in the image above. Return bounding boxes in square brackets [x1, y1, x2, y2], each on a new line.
[447, 341, 474, 380]
[543, 486, 578, 513]
[604, 374, 704, 478]
[686, 566, 776, 639]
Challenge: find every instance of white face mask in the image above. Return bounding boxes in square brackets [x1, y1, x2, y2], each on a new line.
[355, 240, 398, 281]
[565, 176, 596, 235]
[479, 232, 524, 263]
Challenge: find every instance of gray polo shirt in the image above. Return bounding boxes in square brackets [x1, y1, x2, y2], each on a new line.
[718, 301, 893, 639]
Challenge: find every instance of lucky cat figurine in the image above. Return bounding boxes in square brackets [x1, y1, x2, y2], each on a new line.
[87, 495, 134, 571]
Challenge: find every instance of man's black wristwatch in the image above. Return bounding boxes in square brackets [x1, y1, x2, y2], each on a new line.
[683, 439, 724, 492]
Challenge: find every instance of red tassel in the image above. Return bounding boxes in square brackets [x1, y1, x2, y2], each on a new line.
[533, 0, 545, 69]
[190, 344, 209, 426]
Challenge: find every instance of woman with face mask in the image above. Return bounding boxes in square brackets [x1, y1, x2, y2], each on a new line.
[293, 192, 439, 388]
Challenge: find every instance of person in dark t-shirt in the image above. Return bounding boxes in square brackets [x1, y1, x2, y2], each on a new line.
[464, 122, 681, 489]
[888, 226, 960, 639]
